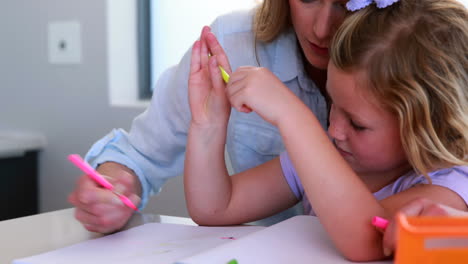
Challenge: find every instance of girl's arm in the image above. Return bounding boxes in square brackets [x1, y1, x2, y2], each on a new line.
[184, 29, 298, 225]
[184, 27, 232, 224]
[186, 154, 299, 225]
[280, 103, 467, 261]
[276, 99, 388, 261]
[226, 67, 388, 260]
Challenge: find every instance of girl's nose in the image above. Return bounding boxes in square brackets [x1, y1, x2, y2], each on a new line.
[328, 116, 347, 141]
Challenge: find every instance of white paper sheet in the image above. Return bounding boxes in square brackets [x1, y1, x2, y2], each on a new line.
[178, 215, 393, 264]
[13, 216, 394, 264]
[12, 222, 264, 264]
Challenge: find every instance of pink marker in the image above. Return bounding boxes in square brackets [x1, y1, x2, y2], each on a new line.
[372, 216, 389, 230]
[68, 154, 139, 211]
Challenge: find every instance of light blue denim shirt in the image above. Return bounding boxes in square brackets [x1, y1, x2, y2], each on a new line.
[86, 8, 328, 225]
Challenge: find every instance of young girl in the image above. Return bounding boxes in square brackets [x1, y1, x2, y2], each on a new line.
[185, 0, 468, 261]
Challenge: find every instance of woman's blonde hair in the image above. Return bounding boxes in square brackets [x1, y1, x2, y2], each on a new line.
[254, 0, 291, 42]
[331, 0, 468, 177]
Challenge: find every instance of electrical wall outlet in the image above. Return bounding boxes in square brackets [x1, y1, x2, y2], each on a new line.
[48, 21, 82, 64]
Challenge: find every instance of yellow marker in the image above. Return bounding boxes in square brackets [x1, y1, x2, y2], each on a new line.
[219, 66, 230, 83]
[208, 54, 230, 83]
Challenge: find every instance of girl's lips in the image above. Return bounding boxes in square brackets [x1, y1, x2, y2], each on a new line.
[335, 145, 352, 157]
[310, 42, 329, 56]
[337, 148, 352, 157]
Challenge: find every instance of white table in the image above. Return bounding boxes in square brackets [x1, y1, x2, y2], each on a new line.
[0, 208, 195, 264]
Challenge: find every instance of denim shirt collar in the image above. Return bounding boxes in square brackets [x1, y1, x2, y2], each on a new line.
[268, 27, 319, 94]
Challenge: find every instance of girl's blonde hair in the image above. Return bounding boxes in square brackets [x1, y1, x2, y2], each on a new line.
[331, 0, 468, 177]
[254, 0, 291, 42]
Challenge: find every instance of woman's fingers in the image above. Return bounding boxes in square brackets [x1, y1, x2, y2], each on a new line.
[382, 198, 460, 256]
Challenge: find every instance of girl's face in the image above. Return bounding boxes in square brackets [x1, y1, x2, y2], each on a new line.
[289, 0, 348, 70]
[326, 64, 410, 178]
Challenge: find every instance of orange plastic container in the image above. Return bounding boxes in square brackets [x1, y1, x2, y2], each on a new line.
[395, 213, 468, 264]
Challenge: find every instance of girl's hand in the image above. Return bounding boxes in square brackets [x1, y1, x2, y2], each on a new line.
[381, 198, 468, 256]
[226, 67, 298, 126]
[188, 27, 231, 128]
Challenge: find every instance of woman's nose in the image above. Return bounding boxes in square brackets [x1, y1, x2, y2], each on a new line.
[313, 5, 334, 41]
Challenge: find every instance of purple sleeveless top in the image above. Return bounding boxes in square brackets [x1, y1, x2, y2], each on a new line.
[280, 152, 468, 216]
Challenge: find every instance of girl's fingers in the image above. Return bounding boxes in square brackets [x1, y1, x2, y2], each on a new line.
[240, 105, 253, 113]
[208, 55, 225, 93]
[226, 71, 252, 111]
[228, 87, 248, 112]
[226, 69, 253, 97]
[200, 25, 211, 40]
[190, 41, 202, 75]
[200, 28, 210, 68]
[206, 32, 232, 73]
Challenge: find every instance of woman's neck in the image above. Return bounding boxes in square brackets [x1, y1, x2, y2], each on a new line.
[305, 62, 327, 94]
[298, 42, 328, 96]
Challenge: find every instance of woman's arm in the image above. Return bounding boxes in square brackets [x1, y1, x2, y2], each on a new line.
[382, 198, 468, 256]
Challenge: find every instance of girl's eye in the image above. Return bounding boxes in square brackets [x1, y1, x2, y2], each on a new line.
[350, 120, 366, 131]
[300, 0, 317, 3]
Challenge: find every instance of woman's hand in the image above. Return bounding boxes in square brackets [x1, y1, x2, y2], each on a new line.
[381, 198, 468, 256]
[68, 162, 141, 234]
[188, 27, 231, 128]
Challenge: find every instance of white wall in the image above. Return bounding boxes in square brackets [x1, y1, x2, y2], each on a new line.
[150, 0, 259, 88]
[0, 0, 188, 217]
